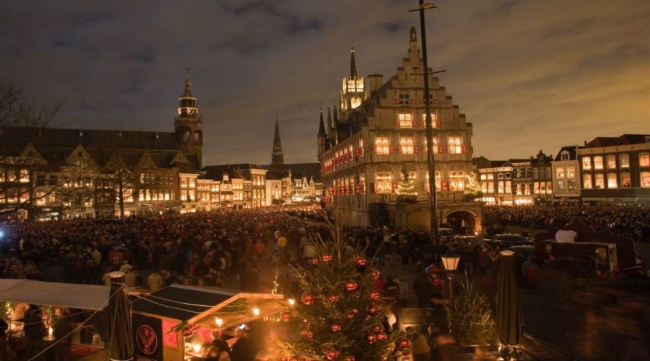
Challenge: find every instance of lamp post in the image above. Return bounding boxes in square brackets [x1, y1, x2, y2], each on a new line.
[411, 1, 439, 243]
[441, 249, 460, 306]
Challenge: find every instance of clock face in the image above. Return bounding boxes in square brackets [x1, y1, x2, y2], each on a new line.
[351, 96, 362, 109]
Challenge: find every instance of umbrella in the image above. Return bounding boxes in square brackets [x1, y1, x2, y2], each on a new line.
[496, 250, 525, 349]
[107, 271, 134, 361]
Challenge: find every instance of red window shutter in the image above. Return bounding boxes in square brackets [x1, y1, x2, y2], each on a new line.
[442, 182, 448, 191]
[395, 99, 400, 104]
[436, 121, 441, 128]
[390, 146, 394, 154]
[396, 120, 400, 128]
[373, 146, 377, 154]
[462, 145, 467, 153]
[392, 182, 398, 192]
[414, 145, 419, 154]
[410, 99, 415, 105]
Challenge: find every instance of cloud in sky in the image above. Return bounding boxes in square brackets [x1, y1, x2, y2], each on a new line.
[1, 0, 648, 166]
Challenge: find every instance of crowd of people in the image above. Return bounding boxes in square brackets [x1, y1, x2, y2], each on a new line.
[483, 204, 650, 242]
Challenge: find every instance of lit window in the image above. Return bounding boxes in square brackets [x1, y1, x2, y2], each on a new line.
[448, 136, 462, 154]
[557, 179, 565, 191]
[505, 181, 512, 193]
[583, 174, 592, 189]
[398, 93, 410, 105]
[607, 155, 616, 169]
[375, 137, 390, 155]
[595, 174, 605, 188]
[621, 172, 631, 187]
[567, 166, 575, 179]
[422, 113, 438, 128]
[449, 171, 465, 191]
[607, 173, 617, 188]
[398, 112, 413, 128]
[619, 154, 630, 168]
[497, 181, 504, 194]
[582, 157, 592, 170]
[422, 137, 438, 154]
[560, 151, 570, 161]
[641, 172, 650, 188]
[640, 153, 650, 167]
[399, 137, 415, 154]
[556, 167, 565, 179]
[594, 156, 603, 170]
[19, 169, 29, 183]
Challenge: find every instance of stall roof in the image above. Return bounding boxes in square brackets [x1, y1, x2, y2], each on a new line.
[131, 284, 285, 328]
[0, 279, 110, 310]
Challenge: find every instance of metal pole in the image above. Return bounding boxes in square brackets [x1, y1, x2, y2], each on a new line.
[418, 0, 439, 243]
[447, 273, 455, 307]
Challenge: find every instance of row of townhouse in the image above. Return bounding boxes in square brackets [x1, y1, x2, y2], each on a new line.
[477, 134, 650, 205]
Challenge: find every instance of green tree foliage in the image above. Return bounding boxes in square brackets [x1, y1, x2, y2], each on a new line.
[277, 231, 398, 361]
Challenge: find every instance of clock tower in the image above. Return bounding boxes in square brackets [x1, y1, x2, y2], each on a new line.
[175, 74, 203, 168]
[340, 47, 365, 119]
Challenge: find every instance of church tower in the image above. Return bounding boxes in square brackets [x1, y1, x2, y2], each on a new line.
[340, 47, 365, 119]
[174, 74, 203, 168]
[269, 117, 285, 173]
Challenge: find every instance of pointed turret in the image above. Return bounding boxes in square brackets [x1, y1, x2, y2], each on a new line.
[269, 116, 285, 173]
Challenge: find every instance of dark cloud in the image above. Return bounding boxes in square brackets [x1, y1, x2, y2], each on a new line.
[0, 0, 647, 166]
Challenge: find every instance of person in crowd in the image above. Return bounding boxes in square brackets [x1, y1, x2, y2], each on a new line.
[23, 308, 46, 360]
[148, 268, 165, 292]
[0, 317, 9, 361]
[406, 326, 431, 361]
[413, 272, 434, 308]
[53, 308, 74, 361]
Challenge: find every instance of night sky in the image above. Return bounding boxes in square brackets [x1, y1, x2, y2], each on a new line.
[1, 0, 648, 166]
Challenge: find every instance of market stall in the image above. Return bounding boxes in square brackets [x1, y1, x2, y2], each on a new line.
[0, 279, 110, 359]
[130, 284, 286, 361]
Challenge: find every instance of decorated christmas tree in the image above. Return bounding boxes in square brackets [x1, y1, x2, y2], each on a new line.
[276, 228, 407, 361]
[462, 170, 482, 201]
[396, 167, 417, 203]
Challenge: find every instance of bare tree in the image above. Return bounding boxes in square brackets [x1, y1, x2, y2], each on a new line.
[0, 81, 65, 220]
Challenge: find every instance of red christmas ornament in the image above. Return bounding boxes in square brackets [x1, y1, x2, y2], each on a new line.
[346, 313, 355, 319]
[396, 337, 411, 352]
[280, 311, 291, 322]
[366, 303, 380, 316]
[356, 257, 367, 266]
[328, 294, 340, 302]
[370, 269, 381, 280]
[376, 331, 387, 341]
[302, 330, 314, 340]
[301, 292, 316, 305]
[345, 280, 358, 291]
[309, 258, 320, 265]
[331, 324, 342, 332]
[323, 347, 340, 361]
[342, 355, 356, 361]
[280, 356, 290, 361]
[352, 308, 359, 314]
[367, 334, 377, 344]
[381, 354, 389, 361]
[371, 324, 383, 333]
[322, 254, 333, 262]
[369, 290, 380, 300]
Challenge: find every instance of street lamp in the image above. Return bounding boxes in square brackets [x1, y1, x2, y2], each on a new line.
[441, 249, 460, 306]
[411, 1, 439, 243]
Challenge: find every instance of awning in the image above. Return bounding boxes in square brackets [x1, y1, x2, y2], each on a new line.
[0, 279, 110, 310]
[131, 284, 286, 328]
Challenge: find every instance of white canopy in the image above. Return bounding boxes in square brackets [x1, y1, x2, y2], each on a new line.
[0, 279, 110, 310]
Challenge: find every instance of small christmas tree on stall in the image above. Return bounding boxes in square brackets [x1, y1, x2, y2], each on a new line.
[275, 228, 407, 361]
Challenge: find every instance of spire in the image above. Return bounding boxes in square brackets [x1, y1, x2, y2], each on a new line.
[350, 46, 358, 79]
[318, 105, 327, 137]
[269, 115, 285, 173]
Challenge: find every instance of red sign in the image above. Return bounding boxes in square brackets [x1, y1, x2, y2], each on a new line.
[162, 319, 178, 348]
